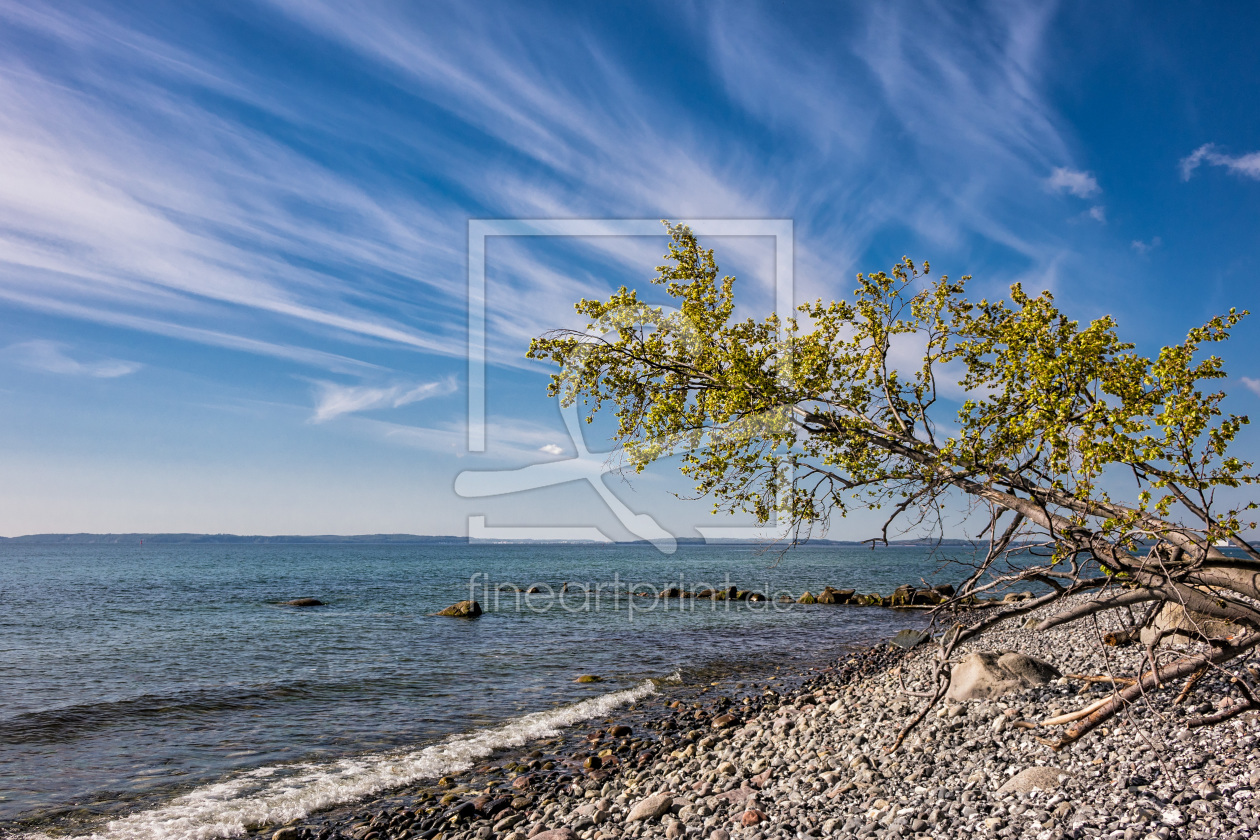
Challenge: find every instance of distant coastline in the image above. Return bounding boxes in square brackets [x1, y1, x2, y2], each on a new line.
[0, 532, 985, 546]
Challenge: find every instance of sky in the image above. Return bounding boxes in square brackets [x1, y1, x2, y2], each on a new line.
[0, 0, 1258, 542]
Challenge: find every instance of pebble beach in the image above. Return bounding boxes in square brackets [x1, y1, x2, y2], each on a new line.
[281, 595, 1260, 840]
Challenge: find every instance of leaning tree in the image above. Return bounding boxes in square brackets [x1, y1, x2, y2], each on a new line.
[528, 223, 1260, 749]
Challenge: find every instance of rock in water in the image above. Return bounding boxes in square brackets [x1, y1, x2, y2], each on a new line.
[798, 591, 817, 604]
[574, 674, 602, 683]
[997, 766, 1073, 795]
[284, 598, 324, 607]
[627, 793, 673, 822]
[946, 651, 1059, 701]
[434, 600, 483, 618]
[890, 629, 929, 650]
[273, 829, 299, 840]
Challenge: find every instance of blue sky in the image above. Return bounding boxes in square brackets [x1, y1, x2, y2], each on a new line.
[0, 0, 1258, 540]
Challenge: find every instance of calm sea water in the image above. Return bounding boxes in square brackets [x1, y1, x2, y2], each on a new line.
[0, 543, 953, 839]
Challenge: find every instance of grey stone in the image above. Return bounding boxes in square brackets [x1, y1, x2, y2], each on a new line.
[996, 766, 1072, 795]
[530, 829, 577, 840]
[890, 629, 930, 650]
[627, 793, 673, 822]
[946, 651, 1060, 701]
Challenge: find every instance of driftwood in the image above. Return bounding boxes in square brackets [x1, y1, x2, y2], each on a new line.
[1042, 696, 1113, 727]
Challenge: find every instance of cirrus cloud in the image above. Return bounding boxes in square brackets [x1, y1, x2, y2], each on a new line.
[4, 339, 141, 378]
[311, 377, 456, 423]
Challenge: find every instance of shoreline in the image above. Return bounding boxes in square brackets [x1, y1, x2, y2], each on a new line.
[15, 595, 1259, 840]
[275, 596, 1258, 840]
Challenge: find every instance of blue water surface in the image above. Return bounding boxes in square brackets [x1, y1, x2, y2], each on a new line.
[0, 542, 954, 825]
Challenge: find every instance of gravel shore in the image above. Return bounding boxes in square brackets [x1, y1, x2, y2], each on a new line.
[287, 596, 1260, 840]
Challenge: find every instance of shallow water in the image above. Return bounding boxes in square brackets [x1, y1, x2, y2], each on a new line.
[0, 542, 950, 836]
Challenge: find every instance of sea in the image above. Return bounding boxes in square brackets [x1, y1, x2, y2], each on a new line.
[0, 542, 957, 840]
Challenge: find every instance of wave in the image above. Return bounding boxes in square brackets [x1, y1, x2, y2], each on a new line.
[0, 676, 456, 744]
[17, 679, 657, 840]
[0, 681, 374, 744]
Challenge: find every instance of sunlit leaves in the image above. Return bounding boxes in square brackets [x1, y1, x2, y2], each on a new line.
[530, 223, 1255, 549]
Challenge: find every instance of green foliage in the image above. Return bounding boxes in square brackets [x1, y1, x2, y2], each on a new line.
[528, 223, 1256, 552]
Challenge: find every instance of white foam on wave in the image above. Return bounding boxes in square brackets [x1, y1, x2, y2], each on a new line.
[22, 680, 657, 840]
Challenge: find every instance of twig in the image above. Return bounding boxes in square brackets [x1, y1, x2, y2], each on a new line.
[1064, 674, 1138, 687]
[1174, 666, 1207, 705]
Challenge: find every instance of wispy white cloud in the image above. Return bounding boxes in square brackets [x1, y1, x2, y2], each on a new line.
[1087, 205, 1106, 223]
[1132, 236, 1162, 255]
[1048, 167, 1101, 198]
[1241, 377, 1260, 397]
[1180, 144, 1260, 181]
[0, 0, 1130, 401]
[0, 4, 468, 369]
[4, 339, 141, 378]
[311, 377, 457, 423]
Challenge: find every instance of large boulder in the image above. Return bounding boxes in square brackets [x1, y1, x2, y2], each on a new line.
[434, 599, 483, 618]
[1144, 601, 1244, 645]
[946, 651, 1059, 701]
[798, 591, 817, 605]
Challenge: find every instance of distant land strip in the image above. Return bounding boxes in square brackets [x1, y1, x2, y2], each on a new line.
[0, 533, 988, 546]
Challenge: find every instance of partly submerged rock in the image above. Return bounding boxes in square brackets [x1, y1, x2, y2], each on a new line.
[798, 591, 817, 605]
[283, 598, 324, 607]
[947, 651, 1060, 701]
[574, 674, 603, 683]
[434, 599, 483, 618]
[997, 766, 1073, 795]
